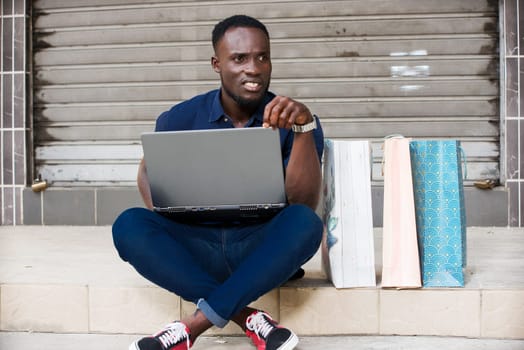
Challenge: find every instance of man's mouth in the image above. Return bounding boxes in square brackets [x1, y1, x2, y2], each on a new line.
[243, 81, 262, 92]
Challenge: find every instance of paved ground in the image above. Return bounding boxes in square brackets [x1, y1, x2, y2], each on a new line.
[1, 332, 524, 350]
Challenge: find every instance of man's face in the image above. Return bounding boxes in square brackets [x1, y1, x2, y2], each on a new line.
[212, 26, 272, 112]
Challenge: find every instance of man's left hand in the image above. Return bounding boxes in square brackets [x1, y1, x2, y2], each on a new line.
[262, 96, 313, 129]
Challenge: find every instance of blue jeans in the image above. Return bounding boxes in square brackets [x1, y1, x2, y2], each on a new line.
[112, 204, 323, 328]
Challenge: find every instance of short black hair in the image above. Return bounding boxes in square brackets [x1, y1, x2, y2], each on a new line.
[212, 15, 269, 50]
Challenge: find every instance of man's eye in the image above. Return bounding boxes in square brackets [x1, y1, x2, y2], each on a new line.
[258, 55, 268, 62]
[234, 56, 245, 63]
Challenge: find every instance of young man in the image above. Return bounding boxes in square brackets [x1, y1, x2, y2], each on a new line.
[112, 15, 324, 350]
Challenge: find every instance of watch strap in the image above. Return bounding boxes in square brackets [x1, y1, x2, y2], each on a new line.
[292, 117, 317, 133]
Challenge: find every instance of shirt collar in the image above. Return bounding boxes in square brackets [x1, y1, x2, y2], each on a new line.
[208, 89, 274, 126]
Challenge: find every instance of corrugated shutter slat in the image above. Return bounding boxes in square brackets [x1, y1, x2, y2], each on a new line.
[33, 0, 499, 186]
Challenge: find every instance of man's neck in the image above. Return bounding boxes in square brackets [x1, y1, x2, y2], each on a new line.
[219, 90, 261, 127]
[230, 117, 250, 128]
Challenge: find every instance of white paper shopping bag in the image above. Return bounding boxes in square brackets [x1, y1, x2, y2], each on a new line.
[321, 139, 376, 288]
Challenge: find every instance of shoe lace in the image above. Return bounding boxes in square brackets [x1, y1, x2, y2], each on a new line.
[156, 322, 190, 349]
[246, 312, 276, 340]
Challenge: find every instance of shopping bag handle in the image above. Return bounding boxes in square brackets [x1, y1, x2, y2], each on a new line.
[384, 134, 405, 139]
[381, 134, 408, 176]
[380, 137, 468, 180]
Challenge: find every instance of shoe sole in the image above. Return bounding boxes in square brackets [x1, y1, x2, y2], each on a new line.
[269, 332, 299, 350]
[128, 341, 139, 350]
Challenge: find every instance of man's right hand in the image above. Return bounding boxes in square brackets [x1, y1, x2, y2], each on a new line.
[137, 158, 154, 209]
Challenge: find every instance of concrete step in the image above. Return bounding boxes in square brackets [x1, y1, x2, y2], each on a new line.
[0, 226, 523, 340]
[2, 332, 524, 350]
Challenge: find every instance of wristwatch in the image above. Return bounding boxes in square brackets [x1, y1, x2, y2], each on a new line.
[292, 116, 317, 133]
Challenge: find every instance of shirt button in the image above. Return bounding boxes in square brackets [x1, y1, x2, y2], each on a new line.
[224, 118, 228, 122]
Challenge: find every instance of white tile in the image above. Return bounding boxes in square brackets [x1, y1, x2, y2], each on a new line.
[380, 289, 480, 337]
[280, 287, 379, 335]
[89, 286, 179, 334]
[481, 290, 524, 339]
[0, 284, 88, 332]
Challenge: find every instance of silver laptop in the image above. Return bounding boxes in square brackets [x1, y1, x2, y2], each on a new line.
[141, 127, 288, 222]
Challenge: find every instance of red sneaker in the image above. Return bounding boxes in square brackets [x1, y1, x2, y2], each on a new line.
[130, 321, 192, 350]
[245, 311, 298, 350]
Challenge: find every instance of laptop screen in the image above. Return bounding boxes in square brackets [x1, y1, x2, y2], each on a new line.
[141, 127, 287, 221]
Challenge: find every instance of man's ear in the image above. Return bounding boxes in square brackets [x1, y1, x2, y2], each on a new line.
[211, 56, 220, 73]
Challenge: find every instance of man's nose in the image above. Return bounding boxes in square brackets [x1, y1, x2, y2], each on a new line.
[244, 58, 261, 74]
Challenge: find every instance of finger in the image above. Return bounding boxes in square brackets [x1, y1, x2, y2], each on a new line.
[265, 98, 285, 128]
[263, 98, 280, 128]
[271, 96, 294, 128]
[279, 103, 296, 129]
[287, 108, 301, 129]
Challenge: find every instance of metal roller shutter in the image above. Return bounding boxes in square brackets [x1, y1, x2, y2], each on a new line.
[32, 0, 499, 186]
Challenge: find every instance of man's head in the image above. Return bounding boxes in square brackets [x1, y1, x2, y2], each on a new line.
[212, 15, 269, 51]
[211, 15, 272, 117]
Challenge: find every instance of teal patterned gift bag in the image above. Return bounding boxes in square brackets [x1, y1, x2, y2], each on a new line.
[409, 140, 467, 287]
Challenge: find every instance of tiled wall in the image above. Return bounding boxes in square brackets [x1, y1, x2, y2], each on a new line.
[504, 0, 524, 226]
[0, 1, 27, 225]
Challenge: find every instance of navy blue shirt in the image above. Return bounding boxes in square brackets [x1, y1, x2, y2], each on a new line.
[155, 89, 324, 169]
